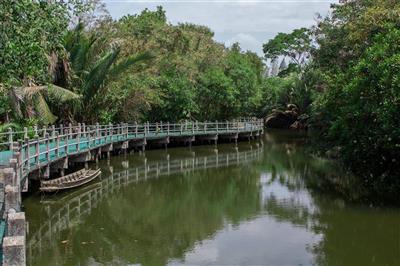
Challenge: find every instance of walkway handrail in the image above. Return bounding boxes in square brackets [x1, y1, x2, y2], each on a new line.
[1, 119, 263, 187]
[0, 119, 263, 150]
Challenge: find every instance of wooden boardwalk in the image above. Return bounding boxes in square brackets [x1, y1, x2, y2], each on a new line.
[0, 119, 263, 265]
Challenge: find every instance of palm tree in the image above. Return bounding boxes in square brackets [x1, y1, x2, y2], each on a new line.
[8, 84, 80, 125]
[63, 23, 154, 122]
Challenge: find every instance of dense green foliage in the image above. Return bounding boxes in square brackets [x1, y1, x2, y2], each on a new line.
[0, 0, 399, 198]
[309, 0, 400, 195]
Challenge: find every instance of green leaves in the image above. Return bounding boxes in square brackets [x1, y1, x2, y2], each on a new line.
[310, 1, 400, 187]
[263, 28, 312, 65]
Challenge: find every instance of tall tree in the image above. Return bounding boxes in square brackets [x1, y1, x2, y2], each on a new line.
[263, 28, 312, 66]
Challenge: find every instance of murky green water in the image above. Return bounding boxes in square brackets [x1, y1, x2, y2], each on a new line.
[24, 131, 400, 266]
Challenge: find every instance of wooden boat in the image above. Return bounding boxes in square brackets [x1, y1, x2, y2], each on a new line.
[40, 169, 101, 192]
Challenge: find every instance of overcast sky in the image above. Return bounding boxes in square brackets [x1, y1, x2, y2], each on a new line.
[103, 0, 338, 55]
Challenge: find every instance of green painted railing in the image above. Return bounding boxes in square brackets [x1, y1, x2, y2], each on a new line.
[1, 119, 263, 185]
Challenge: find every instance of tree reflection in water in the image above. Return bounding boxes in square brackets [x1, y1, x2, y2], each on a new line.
[24, 131, 400, 266]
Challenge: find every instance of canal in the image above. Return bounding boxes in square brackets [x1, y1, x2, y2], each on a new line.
[23, 131, 399, 265]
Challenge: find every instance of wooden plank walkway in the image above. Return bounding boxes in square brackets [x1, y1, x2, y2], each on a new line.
[1, 120, 262, 184]
[0, 119, 263, 265]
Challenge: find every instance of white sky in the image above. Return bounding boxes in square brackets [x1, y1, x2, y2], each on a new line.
[103, 0, 338, 55]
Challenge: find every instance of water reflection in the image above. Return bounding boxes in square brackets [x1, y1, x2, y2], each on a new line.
[24, 132, 400, 266]
[26, 143, 264, 265]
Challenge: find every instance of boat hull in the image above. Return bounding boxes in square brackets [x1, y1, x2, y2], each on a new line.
[40, 169, 101, 192]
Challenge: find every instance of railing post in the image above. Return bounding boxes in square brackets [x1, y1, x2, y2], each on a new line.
[23, 127, 28, 139]
[160, 121, 163, 133]
[185, 120, 188, 132]
[156, 122, 159, 135]
[116, 123, 120, 139]
[45, 133, 50, 164]
[77, 123, 81, 151]
[96, 123, 99, 137]
[204, 122, 207, 133]
[59, 124, 63, 136]
[192, 121, 194, 134]
[68, 123, 72, 141]
[81, 123, 85, 140]
[125, 123, 128, 139]
[180, 122, 183, 135]
[216, 120, 218, 134]
[87, 126, 91, 148]
[8, 127, 13, 151]
[65, 130, 69, 155]
[35, 135, 39, 166]
[109, 123, 113, 142]
[55, 132, 60, 158]
[226, 120, 229, 132]
[147, 122, 150, 135]
[167, 122, 170, 136]
[51, 125, 56, 137]
[24, 137, 29, 172]
[134, 122, 138, 137]
[33, 125, 38, 137]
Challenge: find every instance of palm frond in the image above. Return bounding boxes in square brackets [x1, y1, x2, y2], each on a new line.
[108, 52, 154, 81]
[83, 48, 120, 103]
[33, 94, 57, 125]
[8, 88, 23, 119]
[47, 84, 80, 102]
[15, 86, 47, 99]
[71, 35, 98, 75]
